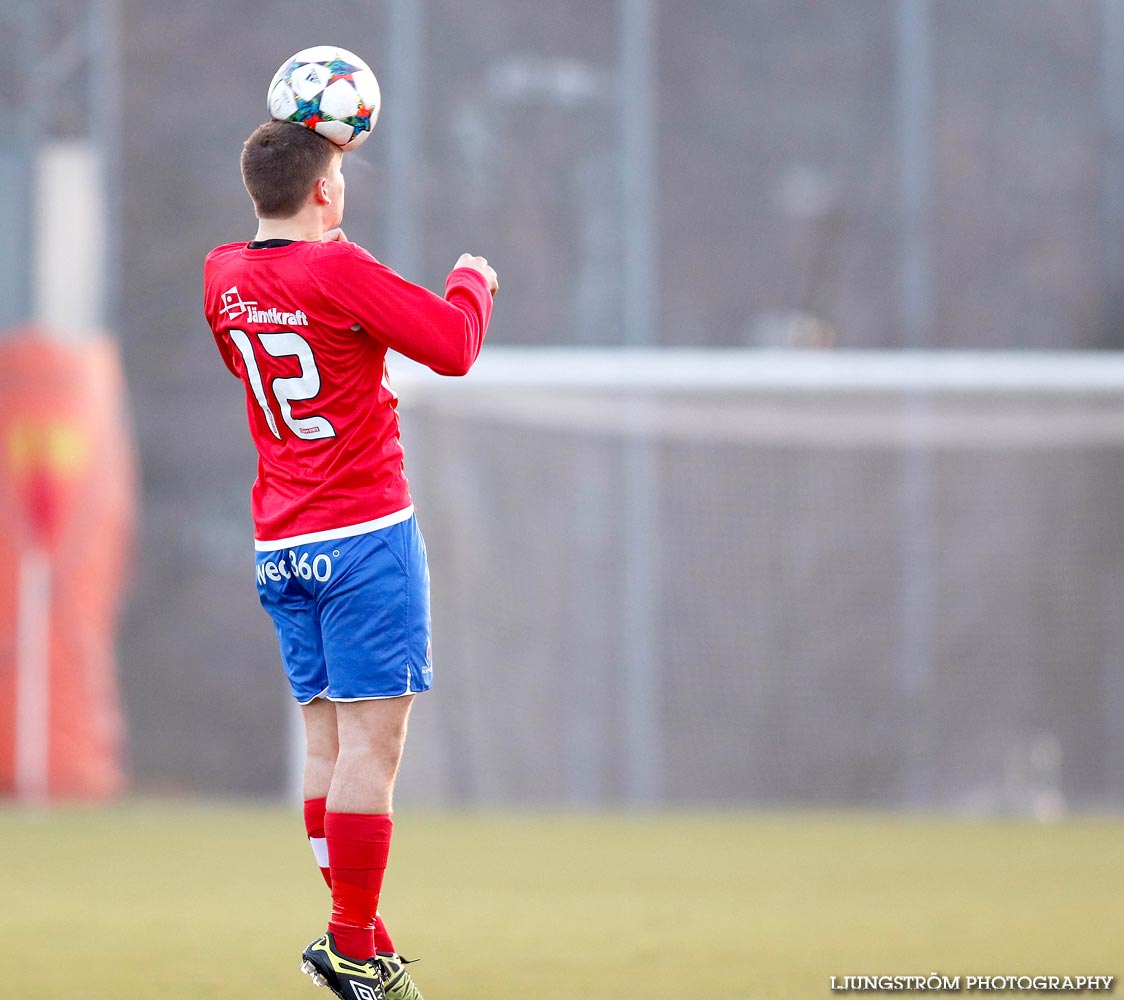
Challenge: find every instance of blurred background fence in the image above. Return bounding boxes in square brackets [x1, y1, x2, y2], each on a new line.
[3, 0, 1124, 809]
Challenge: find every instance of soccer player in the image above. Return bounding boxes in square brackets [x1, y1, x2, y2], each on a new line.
[203, 119, 497, 1000]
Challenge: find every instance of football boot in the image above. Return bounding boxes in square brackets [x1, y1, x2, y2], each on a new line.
[375, 952, 424, 1000]
[300, 932, 387, 1000]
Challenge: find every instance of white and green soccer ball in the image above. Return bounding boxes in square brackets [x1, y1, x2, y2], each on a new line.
[267, 45, 381, 151]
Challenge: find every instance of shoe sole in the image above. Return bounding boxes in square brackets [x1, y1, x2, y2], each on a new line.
[300, 958, 341, 997]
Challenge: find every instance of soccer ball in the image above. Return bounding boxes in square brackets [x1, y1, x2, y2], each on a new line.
[267, 45, 381, 151]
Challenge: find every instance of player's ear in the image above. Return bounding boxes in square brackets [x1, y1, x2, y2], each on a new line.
[313, 176, 331, 206]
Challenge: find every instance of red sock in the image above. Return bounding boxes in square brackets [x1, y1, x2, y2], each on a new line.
[306, 800, 396, 953]
[374, 912, 395, 955]
[325, 812, 393, 961]
[303, 797, 332, 888]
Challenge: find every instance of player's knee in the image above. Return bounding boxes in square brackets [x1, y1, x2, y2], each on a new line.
[307, 745, 338, 770]
[305, 732, 339, 767]
[338, 737, 403, 777]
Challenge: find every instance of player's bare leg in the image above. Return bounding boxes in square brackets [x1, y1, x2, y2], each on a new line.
[302, 699, 339, 888]
[301, 696, 424, 1000]
[303, 698, 339, 801]
[328, 695, 414, 814]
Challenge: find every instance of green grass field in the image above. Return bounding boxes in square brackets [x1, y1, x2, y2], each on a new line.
[0, 805, 1120, 999]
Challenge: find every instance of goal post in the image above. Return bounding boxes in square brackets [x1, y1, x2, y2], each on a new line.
[335, 348, 1124, 811]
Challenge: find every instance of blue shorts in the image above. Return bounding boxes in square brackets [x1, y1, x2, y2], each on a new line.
[255, 513, 433, 704]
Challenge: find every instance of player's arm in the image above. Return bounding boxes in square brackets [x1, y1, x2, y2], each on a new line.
[322, 245, 497, 376]
[209, 327, 241, 378]
[203, 254, 244, 378]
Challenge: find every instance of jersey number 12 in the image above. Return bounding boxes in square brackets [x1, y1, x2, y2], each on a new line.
[229, 329, 337, 441]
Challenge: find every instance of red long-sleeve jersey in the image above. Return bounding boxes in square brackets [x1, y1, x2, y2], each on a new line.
[204, 239, 492, 544]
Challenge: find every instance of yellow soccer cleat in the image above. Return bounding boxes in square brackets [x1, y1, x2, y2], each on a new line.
[300, 933, 388, 1000]
[375, 952, 425, 1000]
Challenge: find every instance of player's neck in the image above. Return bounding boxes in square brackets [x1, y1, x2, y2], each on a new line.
[254, 210, 328, 244]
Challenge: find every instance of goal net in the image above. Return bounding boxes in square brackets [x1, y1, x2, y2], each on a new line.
[385, 348, 1124, 812]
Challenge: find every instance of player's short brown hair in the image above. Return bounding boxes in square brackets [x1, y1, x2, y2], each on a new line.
[240, 120, 340, 219]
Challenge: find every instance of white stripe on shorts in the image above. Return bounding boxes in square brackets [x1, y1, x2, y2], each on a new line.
[255, 505, 414, 551]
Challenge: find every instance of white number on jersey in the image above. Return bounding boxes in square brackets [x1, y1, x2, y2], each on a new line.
[229, 329, 337, 441]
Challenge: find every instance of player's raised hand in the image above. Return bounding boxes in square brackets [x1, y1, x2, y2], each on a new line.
[322, 227, 348, 243]
[455, 253, 499, 296]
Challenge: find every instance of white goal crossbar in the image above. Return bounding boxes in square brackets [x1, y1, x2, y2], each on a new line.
[389, 348, 1124, 394]
[388, 349, 1124, 451]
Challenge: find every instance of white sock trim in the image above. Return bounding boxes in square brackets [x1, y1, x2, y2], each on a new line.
[310, 836, 329, 869]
